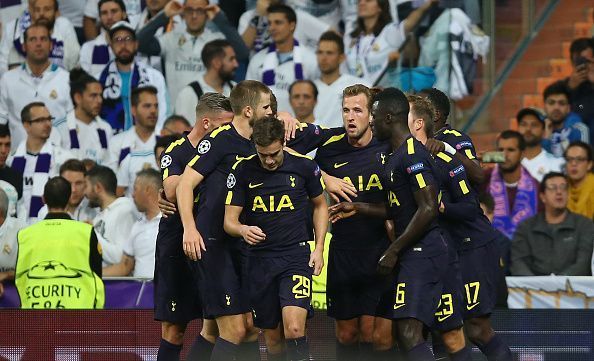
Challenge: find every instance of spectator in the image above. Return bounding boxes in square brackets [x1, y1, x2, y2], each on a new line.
[0, 189, 25, 298]
[109, 86, 159, 197]
[83, 0, 142, 41]
[175, 39, 238, 123]
[564, 141, 594, 220]
[138, 1, 248, 101]
[313, 31, 369, 128]
[345, 0, 435, 85]
[285, 0, 343, 30]
[239, 0, 331, 54]
[103, 168, 161, 278]
[85, 165, 137, 266]
[516, 107, 564, 182]
[53, 69, 113, 166]
[0, 0, 80, 74]
[37, 159, 99, 223]
[511, 172, 594, 276]
[15, 176, 104, 308]
[542, 81, 589, 157]
[56, 0, 86, 44]
[246, 4, 318, 114]
[565, 38, 594, 144]
[160, 115, 191, 137]
[483, 130, 540, 239]
[97, 21, 169, 133]
[289, 80, 317, 123]
[6, 102, 73, 224]
[79, 0, 127, 77]
[0, 23, 73, 148]
[0, 125, 23, 218]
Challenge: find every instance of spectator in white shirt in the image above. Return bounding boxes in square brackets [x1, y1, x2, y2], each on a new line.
[83, 0, 143, 41]
[6, 102, 73, 224]
[36, 159, 99, 223]
[516, 108, 565, 182]
[103, 168, 161, 278]
[0, 23, 73, 148]
[85, 165, 137, 266]
[110, 86, 159, 197]
[175, 39, 238, 123]
[246, 4, 318, 114]
[53, 69, 114, 166]
[314, 31, 369, 128]
[0, 0, 80, 74]
[79, 0, 128, 77]
[289, 80, 317, 124]
[0, 188, 26, 298]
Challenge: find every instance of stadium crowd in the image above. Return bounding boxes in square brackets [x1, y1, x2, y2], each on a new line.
[0, 0, 593, 360]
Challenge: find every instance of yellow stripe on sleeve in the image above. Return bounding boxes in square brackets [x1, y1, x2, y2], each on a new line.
[459, 180, 470, 194]
[225, 191, 233, 205]
[415, 173, 426, 188]
[436, 152, 452, 162]
[162, 168, 169, 180]
[407, 137, 415, 154]
[188, 155, 200, 167]
[320, 176, 326, 190]
[465, 149, 476, 160]
[165, 137, 185, 153]
[438, 190, 442, 204]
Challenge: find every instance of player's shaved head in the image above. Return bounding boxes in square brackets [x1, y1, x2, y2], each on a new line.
[196, 92, 233, 118]
[252, 116, 285, 147]
[229, 80, 271, 116]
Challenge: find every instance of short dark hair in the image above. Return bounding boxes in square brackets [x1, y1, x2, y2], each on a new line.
[498, 130, 526, 151]
[155, 134, 181, 158]
[98, 0, 127, 14]
[59, 159, 86, 176]
[131, 86, 158, 107]
[569, 38, 594, 63]
[44, 176, 71, 209]
[543, 80, 571, 104]
[196, 92, 233, 117]
[23, 23, 51, 42]
[564, 141, 593, 162]
[318, 31, 344, 54]
[372, 87, 409, 124]
[86, 165, 117, 196]
[229, 80, 271, 115]
[289, 80, 318, 100]
[70, 68, 101, 106]
[539, 172, 566, 193]
[0, 124, 10, 138]
[21, 102, 46, 123]
[135, 168, 162, 191]
[267, 4, 297, 23]
[252, 116, 285, 147]
[478, 192, 494, 213]
[163, 115, 191, 131]
[31, 0, 59, 10]
[419, 88, 450, 123]
[350, 0, 391, 38]
[201, 39, 232, 68]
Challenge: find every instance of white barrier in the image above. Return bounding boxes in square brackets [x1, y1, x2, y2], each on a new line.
[507, 276, 594, 309]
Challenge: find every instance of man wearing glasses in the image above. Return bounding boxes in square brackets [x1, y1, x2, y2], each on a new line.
[0, 23, 72, 149]
[6, 102, 73, 224]
[136, 0, 248, 101]
[511, 172, 594, 276]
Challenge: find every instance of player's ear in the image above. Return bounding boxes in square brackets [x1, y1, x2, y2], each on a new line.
[202, 117, 209, 130]
[244, 106, 253, 119]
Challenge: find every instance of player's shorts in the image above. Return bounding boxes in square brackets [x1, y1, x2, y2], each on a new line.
[193, 237, 250, 319]
[432, 249, 464, 332]
[376, 252, 448, 327]
[154, 222, 202, 324]
[326, 244, 393, 320]
[458, 240, 500, 319]
[248, 252, 313, 329]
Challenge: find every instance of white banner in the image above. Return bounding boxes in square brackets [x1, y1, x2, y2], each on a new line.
[507, 276, 594, 309]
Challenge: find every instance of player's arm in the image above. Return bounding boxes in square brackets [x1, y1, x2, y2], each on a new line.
[176, 166, 206, 260]
[322, 171, 357, 203]
[439, 173, 478, 221]
[310, 194, 328, 276]
[425, 138, 485, 185]
[102, 254, 135, 277]
[377, 184, 439, 275]
[328, 201, 389, 223]
[402, 0, 437, 33]
[223, 205, 266, 245]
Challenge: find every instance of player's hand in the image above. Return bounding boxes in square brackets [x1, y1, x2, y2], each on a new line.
[324, 174, 357, 202]
[164, 0, 183, 17]
[328, 202, 358, 223]
[205, 4, 221, 20]
[158, 189, 177, 218]
[424, 138, 446, 155]
[568, 63, 588, 89]
[277, 111, 303, 140]
[240, 225, 266, 245]
[183, 227, 206, 261]
[309, 248, 324, 276]
[377, 250, 398, 276]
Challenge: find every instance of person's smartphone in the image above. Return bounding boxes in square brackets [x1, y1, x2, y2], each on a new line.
[482, 151, 505, 163]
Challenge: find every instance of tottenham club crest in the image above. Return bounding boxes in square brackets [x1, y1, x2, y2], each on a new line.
[227, 173, 236, 188]
[160, 154, 172, 169]
[197, 140, 211, 154]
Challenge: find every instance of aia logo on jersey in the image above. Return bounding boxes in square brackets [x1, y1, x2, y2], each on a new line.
[449, 165, 465, 177]
[456, 141, 472, 150]
[406, 162, 424, 174]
